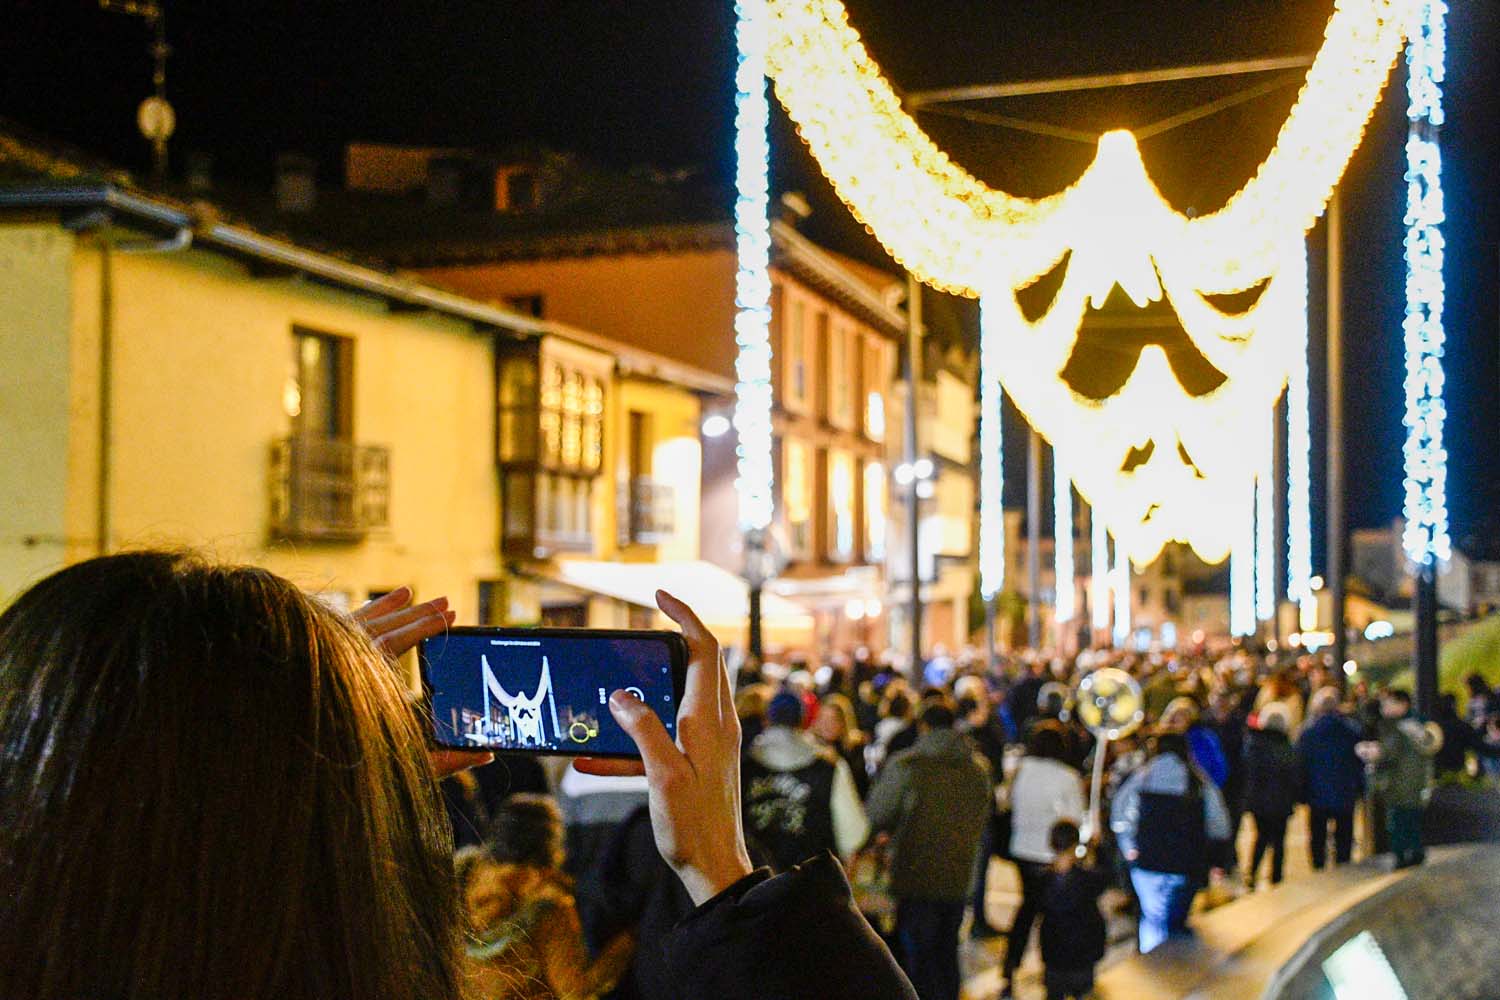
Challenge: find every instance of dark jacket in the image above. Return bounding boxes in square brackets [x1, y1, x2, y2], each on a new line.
[865, 728, 992, 900]
[1296, 713, 1365, 811]
[1244, 728, 1300, 819]
[1039, 865, 1109, 970]
[663, 853, 918, 1000]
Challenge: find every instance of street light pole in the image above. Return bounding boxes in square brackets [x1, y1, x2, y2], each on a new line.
[905, 272, 924, 679]
[1327, 190, 1347, 673]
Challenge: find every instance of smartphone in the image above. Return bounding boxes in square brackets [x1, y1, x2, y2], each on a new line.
[419, 626, 688, 758]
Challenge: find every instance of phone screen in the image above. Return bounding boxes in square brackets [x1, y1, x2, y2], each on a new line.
[420, 628, 684, 757]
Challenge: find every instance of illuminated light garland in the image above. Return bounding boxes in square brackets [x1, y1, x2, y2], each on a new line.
[1400, 0, 1450, 566]
[732, 0, 775, 533]
[1111, 537, 1131, 648]
[1286, 255, 1315, 611]
[1055, 454, 1075, 622]
[1091, 506, 1110, 633]
[762, 0, 1408, 568]
[978, 297, 1005, 599]
[1230, 482, 1257, 637]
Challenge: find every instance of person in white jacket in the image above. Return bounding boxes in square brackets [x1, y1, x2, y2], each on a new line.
[1000, 722, 1085, 999]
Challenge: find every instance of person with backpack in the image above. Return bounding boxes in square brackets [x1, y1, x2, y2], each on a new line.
[741, 690, 869, 872]
[1111, 730, 1231, 953]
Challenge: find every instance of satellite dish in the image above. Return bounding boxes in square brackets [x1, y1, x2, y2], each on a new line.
[1076, 667, 1145, 741]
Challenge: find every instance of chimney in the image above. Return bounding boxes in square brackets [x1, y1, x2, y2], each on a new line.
[274, 153, 317, 213]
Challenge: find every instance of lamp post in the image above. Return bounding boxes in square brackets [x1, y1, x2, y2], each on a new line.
[904, 272, 924, 678]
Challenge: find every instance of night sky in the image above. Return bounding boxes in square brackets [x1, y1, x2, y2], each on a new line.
[3, 0, 1496, 559]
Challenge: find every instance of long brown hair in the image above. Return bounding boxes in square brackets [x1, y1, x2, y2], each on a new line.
[0, 551, 465, 1000]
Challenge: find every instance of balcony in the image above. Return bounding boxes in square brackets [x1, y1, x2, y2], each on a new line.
[270, 435, 390, 542]
[618, 477, 675, 546]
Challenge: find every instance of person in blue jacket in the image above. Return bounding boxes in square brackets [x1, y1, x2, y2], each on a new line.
[1162, 697, 1229, 788]
[1296, 686, 1365, 869]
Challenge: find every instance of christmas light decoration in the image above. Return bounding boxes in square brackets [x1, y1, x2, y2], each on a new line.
[1230, 484, 1257, 637]
[1286, 260, 1315, 615]
[733, 0, 775, 533]
[1112, 538, 1131, 648]
[762, 0, 1407, 568]
[1055, 455, 1075, 622]
[1400, 0, 1450, 566]
[1091, 507, 1110, 634]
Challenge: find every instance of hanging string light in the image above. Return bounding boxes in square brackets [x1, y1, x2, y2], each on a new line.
[732, 0, 775, 534]
[1091, 506, 1110, 635]
[1230, 483, 1257, 637]
[1286, 253, 1316, 619]
[1055, 453, 1075, 623]
[762, 0, 1408, 568]
[1400, 0, 1450, 566]
[1256, 446, 1277, 623]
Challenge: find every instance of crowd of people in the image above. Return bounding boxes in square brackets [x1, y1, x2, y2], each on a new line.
[445, 634, 1500, 1000]
[5, 551, 1498, 1000]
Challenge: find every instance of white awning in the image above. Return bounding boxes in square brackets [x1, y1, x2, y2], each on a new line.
[547, 559, 813, 639]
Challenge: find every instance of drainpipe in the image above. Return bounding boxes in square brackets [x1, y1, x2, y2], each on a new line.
[95, 223, 193, 555]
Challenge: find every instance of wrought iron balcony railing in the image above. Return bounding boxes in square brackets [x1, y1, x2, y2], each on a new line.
[270, 435, 390, 542]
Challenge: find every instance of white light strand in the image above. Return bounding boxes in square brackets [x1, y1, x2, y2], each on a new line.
[1055, 453, 1075, 622]
[1286, 251, 1315, 611]
[1400, 0, 1450, 566]
[1230, 482, 1257, 637]
[1090, 506, 1110, 634]
[732, 0, 775, 534]
[1111, 536, 1131, 648]
[1255, 430, 1277, 623]
[978, 298, 1005, 599]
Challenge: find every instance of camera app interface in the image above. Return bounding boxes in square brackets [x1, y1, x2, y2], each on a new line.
[424, 632, 677, 755]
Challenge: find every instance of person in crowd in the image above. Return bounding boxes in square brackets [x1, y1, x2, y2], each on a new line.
[1037, 821, 1109, 1000]
[997, 722, 1086, 999]
[855, 679, 884, 734]
[1006, 658, 1049, 740]
[1161, 696, 1229, 788]
[734, 682, 771, 749]
[957, 690, 1010, 941]
[1296, 686, 1365, 869]
[814, 691, 872, 799]
[0, 553, 918, 1000]
[1464, 673, 1498, 729]
[1111, 730, 1232, 953]
[1242, 702, 1300, 888]
[1359, 688, 1437, 869]
[867, 684, 918, 776]
[1255, 668, 1305, 735]
[741, 690, 870, 872]
[866, 701, 993, 1000]
[459, 794, 633, 1000]
[1205, 686, 1250, 871]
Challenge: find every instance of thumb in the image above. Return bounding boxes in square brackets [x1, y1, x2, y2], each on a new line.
[609, 690, 680, 772]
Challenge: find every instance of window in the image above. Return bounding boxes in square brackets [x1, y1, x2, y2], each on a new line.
[478, 581, 503, 625]
[863, 460, 887, 562]
[498, 354, 538, 462]
[862, 338, 888, 441]
[505, 171, 538, 212]
[828, 321, 854, 429]
[784, 438, 813, 559]
[784, 297, 808, 412]
[1165, 589, 1181, 615]
[828, 449, 856, 563]
[286, 328, 352, 439]
[814, 310, 831, 421]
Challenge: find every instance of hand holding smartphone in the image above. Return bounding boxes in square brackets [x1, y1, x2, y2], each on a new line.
[419, 627, 688, 758]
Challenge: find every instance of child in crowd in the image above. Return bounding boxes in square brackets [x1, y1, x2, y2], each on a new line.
[1038, 821, 1109, 1000]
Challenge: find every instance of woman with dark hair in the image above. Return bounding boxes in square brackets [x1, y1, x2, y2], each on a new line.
[0, 552, 917, 1000]
[998, 721, 1085, 999]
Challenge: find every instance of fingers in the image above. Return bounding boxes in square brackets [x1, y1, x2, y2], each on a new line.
[353, 585, 411, 622]
[608, 689, 682, 774]
[573, 757, 647, 777]
[373, 607, 456, 658]
[366, 597, 449, 637]
[430, 750, 493, 779]
[656, 590, 722, 728]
